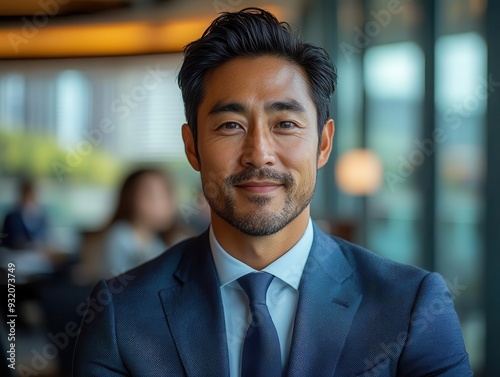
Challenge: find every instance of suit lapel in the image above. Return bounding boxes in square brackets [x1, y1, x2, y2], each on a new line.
[159, 231, 230, 377]
[287, 226, 362, 377]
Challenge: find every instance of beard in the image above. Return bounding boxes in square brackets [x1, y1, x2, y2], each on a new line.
[202, 167, 316, 236]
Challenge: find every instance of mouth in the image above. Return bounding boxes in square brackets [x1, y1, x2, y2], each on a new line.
[234, 181, 283, 194]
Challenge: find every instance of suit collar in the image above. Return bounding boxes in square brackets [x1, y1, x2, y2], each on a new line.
[159, 225, 362, 377]
[209, 218, 314, 290]
[159, 230, 230, 377]
[286, 225, 362, 376]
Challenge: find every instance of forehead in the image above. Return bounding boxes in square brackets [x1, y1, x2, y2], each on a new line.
[200, 55, 315, 112]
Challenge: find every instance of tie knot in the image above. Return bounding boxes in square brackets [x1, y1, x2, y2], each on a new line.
[238, 272, 274, 305]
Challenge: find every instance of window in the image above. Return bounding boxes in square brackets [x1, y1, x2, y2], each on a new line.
[365, 42, 424, 265]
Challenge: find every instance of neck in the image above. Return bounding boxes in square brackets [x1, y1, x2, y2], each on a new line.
[132, 222, 153, 244]
[211, 208, 310, 270]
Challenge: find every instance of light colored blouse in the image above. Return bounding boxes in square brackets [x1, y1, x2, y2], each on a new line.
[102, 221, 166, 278]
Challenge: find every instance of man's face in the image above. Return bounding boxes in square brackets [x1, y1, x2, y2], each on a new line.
[182, 55, 333, 236]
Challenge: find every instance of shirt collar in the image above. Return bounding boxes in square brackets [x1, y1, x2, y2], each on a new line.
[209, 218, 314, 290]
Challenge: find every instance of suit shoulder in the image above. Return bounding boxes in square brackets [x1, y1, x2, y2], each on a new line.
[328, 234, 430, 292]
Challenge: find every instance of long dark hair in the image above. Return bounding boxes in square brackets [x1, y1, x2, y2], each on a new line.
[107, 168, 172, 226]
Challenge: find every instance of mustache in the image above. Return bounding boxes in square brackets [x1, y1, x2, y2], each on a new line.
[225, 168, 294, 187]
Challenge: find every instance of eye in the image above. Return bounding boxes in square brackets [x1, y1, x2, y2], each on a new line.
[275, 121, 297, 129]
[218, 122, 242, 131]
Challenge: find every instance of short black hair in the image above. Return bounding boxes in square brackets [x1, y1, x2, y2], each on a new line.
[177, 7, 337, 148]
[19, 177, 35, 201]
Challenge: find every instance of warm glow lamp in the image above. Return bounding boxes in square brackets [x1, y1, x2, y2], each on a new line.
[335, 149, 382, 195]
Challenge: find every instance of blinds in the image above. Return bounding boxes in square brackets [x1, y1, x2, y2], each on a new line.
[124, 67, 186, 161]
[0, 54, 187, 163]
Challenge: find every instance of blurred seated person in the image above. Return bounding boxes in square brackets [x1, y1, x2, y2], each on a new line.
[101, 168, 177, 278]
[1, 178, 50, 251]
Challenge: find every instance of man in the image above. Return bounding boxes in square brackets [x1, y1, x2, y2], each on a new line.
[1, 179, 50, 251]
[73, 8, 472, 376]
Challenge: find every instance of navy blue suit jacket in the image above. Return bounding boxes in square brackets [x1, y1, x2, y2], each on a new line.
[73, 225, 472, 376]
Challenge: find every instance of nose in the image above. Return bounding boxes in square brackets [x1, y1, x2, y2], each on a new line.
[240, 126, 276, 168]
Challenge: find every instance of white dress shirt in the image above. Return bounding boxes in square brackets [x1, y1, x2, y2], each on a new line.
[209, 219, 314, 377]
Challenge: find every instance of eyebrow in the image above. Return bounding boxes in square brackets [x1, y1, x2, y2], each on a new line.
[208, 99, 306, 116]
[265, 100, 306, 113]
[208, 102, 246, 115]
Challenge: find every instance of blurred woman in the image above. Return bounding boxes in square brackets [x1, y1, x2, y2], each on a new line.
[102, 168, 176, 277]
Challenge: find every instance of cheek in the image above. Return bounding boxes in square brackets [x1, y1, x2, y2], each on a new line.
[157, 195, 173, 215]
[201, 172, 220, 202]
[198, 142, 239, 179]
[135, 198, 148, 217]
[278, 143, 318, 176]
[199, 162, 230, 202]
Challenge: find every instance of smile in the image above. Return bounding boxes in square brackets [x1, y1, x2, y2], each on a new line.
[234, 181, 283, 194]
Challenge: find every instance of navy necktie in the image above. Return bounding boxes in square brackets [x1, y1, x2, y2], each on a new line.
[238, 272, 282, 377]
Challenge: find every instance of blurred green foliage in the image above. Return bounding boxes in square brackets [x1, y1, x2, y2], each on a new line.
[0, 128, 122, 185]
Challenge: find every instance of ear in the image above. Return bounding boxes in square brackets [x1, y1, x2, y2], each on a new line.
[182, 124, 200, 171]
[317, 119, 335, 169]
